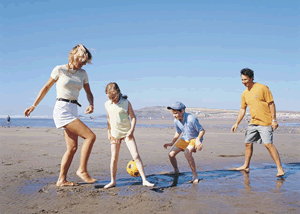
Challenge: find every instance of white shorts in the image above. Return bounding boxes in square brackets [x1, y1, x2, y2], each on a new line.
[53, 100, 78, 129]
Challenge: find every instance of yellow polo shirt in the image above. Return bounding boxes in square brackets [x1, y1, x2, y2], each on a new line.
[241, 83, 273, 126]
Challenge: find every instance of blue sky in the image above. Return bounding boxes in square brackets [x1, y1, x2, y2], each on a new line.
[1, 0, 299, 116]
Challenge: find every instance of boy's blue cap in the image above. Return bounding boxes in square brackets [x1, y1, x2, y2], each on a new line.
[167, 101, 186, 110]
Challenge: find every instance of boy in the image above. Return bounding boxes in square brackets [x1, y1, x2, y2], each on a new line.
[164, 101, 205, 184]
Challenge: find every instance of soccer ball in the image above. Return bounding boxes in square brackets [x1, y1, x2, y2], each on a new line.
[127, 160, 140, 177]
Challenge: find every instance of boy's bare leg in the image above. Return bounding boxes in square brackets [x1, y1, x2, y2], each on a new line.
[168, 146, 182, 174]
[234, 143, 252, 173]
[104, 141, 121, 189]
[264, 143, 285, 177]
[184, 145, 199, 184]
[125, 136, 154, 187]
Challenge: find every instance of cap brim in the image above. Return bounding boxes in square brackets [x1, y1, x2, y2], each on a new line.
[167, 106, 181, 110]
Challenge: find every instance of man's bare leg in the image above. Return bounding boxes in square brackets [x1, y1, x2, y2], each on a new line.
[168, 146, 182, 174]
[264, 143, 285, 177]
[234, 143, 253, 173]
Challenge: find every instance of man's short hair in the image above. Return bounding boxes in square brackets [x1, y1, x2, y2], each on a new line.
[241, 68, 254, 79]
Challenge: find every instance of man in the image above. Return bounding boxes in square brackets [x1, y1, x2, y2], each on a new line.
[164, 101, 205, 184]
[231, 68, 284, 177]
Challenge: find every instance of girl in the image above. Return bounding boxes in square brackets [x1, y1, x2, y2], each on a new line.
[24, 44, 97, 187]
[104, 82, 154, 188]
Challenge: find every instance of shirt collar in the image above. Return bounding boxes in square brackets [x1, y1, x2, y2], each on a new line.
[178, 112, 187, 124]
[110, 97, 124, 105]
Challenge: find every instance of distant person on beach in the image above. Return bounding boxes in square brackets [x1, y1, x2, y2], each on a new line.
[104, 82, 154, 188]
[7, 115, 10, 123]
[164, 101, 205, 184]
[231, 68, 285, 177]
[24, 44, 97, 186]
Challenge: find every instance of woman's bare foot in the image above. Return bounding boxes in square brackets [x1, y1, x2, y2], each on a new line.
[56, 180, 79, 187]
[104, 182, 116, 189]
[76, 171, 97, 183]
[276, 170, 285, 177]
[142, 180, 155, 187]
[233, 166, 250, 173]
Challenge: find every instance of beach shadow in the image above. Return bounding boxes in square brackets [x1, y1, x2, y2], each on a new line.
[149, 174, 180, 193]
[19, 162, 300, 195]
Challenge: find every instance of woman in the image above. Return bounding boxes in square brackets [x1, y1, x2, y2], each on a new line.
[104, 82, 154, 188]
[24, 44, 97, 187]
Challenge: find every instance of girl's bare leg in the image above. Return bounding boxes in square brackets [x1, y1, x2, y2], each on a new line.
[125, 136, 154, 187]
[104, 141, 121, 188]
[65, 119, 97, 183]
[56, 129, 79, 187]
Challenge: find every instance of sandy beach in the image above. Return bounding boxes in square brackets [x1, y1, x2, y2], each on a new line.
[1, 118, 299, 214]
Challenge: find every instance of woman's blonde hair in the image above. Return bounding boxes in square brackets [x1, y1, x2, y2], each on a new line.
[67, 44, 92, 70]
[105, 82, 128, 99]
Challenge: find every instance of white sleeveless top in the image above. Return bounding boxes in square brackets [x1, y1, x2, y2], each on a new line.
[105, 98, 131, 139]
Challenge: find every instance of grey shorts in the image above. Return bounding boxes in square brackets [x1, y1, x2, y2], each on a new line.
[245, 124, 273, 144]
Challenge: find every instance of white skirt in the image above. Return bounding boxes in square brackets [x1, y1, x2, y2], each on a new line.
[53, 100, 78, 129]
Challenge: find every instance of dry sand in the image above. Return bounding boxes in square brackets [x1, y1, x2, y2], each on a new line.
[0, 119, 299, 214]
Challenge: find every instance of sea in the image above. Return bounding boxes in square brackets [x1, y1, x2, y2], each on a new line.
[1, 117, 299, 128]
[0, 117, 174, 128]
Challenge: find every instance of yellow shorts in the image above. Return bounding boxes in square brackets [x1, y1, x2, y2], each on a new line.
[175, 138, 196, 150]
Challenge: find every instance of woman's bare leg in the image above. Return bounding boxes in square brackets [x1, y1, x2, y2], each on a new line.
[125, 136, 154, 187]
[65, 119, 97, 183]
[56, 129, 79, 187]
[104, 140, 121, 188]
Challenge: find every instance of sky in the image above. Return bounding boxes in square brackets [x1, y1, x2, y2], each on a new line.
[1, 0, 299, 116]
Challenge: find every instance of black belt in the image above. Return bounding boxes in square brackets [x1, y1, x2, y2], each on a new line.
[57, 98, 82, 107]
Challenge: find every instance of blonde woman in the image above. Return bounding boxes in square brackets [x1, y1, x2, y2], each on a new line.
[24, 44, 97, 187]
[104, 82, 154, 188]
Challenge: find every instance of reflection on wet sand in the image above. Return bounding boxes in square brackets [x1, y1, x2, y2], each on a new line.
[241, 171, 251, 190]
[240, 169, 286, 191]
[276, 178, 285, 189]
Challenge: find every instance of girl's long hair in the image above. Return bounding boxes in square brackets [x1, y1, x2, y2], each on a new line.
[105, 82, 128, 99]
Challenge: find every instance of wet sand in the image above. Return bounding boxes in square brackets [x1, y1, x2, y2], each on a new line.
[0, 119, 299, 214]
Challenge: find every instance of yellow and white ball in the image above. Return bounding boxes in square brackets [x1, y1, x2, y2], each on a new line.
[127, 160, 140, 177]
